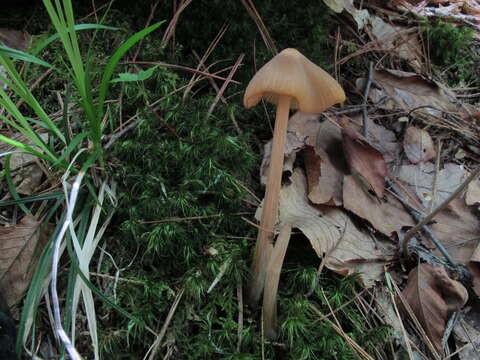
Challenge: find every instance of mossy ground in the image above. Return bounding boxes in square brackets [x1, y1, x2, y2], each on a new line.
[6, 1, 477, 359]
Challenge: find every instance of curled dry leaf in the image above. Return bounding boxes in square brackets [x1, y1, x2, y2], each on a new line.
[340, 118, 387, 198]
[402, 263, 468, 352]
[277, 168, 394, 286]
[403, 126, 436, 164]
[0, 216, 46, 306]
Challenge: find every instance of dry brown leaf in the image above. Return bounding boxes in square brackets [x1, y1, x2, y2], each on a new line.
[288, 111, 321, 147]
[347, 114, 401, 164]
[0, 29, 31, 50]
[277, 168, 393, 286]
[454, 307, 480, 360]
[466, 178, 480, 206]
[369, 18, 422, 70]
[343, 175, 414, 236]
[341, 119, 387, 198]
[396, 162, 467, 208]
[0, 216, 45, 306]
[403, 126, 436, 164]
[402, 263, 468, 352]
[367, 69, 458, 114]
[322, 0, 370, 29]
[260, 132, 306, 186]
[303, 120, 345, 205]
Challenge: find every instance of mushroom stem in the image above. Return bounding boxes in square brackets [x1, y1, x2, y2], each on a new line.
[249, 94, 291, 305]
[263, 223, 292, 339]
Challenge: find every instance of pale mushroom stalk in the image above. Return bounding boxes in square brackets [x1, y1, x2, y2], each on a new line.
[262, 223, 292, 339]
[250, 94, 290, 305]
[243, 48, 345, 306]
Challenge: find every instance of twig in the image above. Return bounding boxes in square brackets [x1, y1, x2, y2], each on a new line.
[402, 167, 480, 256]
[207, 54, 244, 117]
[362, 61, 374, 138]
[146, 288, 185, 360]
[104, 117, 142, 149]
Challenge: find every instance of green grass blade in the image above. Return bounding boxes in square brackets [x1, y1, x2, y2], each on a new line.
[31, 24, 121, 56]
[0, 192, 63, 207]
[0, 135, 54, 163]
[96, 21, 164, 124]
[52, 132, 88, 167]
[0, 45, 52, 67]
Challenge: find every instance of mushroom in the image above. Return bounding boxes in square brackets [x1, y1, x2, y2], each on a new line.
[244, 48, 345, 305]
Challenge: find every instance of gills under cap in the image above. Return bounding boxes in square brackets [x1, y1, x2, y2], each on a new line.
[244, 48, 345, 113]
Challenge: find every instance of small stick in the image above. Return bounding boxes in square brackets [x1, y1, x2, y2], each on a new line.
[402, 167, 480, 256]
[362, 61, 374, 138]
[146, 288, 185, 360]
[429, 140, 442, 213]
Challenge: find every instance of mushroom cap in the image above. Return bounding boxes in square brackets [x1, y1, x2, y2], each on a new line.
[244, 48, 345, 113]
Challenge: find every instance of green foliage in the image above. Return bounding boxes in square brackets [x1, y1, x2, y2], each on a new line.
[423, 20, 477, 85]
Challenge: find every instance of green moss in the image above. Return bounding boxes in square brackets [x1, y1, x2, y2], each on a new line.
[423, 20, 478, 86]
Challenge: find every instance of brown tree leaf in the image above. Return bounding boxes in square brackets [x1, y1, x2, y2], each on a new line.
[260, 132, 306, 186]
[0, 29, 31, 50]
[0, 216, 44, 306]
[340, 119, 387, 198]
[396, 162, 467, 208]
[403, 126, 436, 164]
[343, 175, 414, 236]
[366, 69, 458, 115]
[303, 120, 345, 206]
[453, 307, 480, 360]
[402, 264, 468, 352]
[277, 168, 394, 286]
[466, 178, 480, 206]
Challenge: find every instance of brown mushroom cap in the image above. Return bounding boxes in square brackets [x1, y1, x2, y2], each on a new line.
[244, 48, 345, 113]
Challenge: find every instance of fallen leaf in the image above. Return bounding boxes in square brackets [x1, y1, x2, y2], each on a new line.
[369, 17, 422, 69]
[343, 175, 414, 236]
[341, 119, 387, 198]
[303, 120, 345, 205]
[454, 307, 480, 360]
[288, 111, 321, 147]
[366, 69, 458, 115]
[0, 216, 46, 306]
[466, 178, 480, 206]
[0, 28, 31, 50]
[322, 0, 370, 29]
[260, 132, 306, 186]
[277, 168, 394, 286]
[396, 162, 467, 208]
[402, 263, 468, 352]
[403, 126, 436, 164]
[347, 114, 401, 164]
